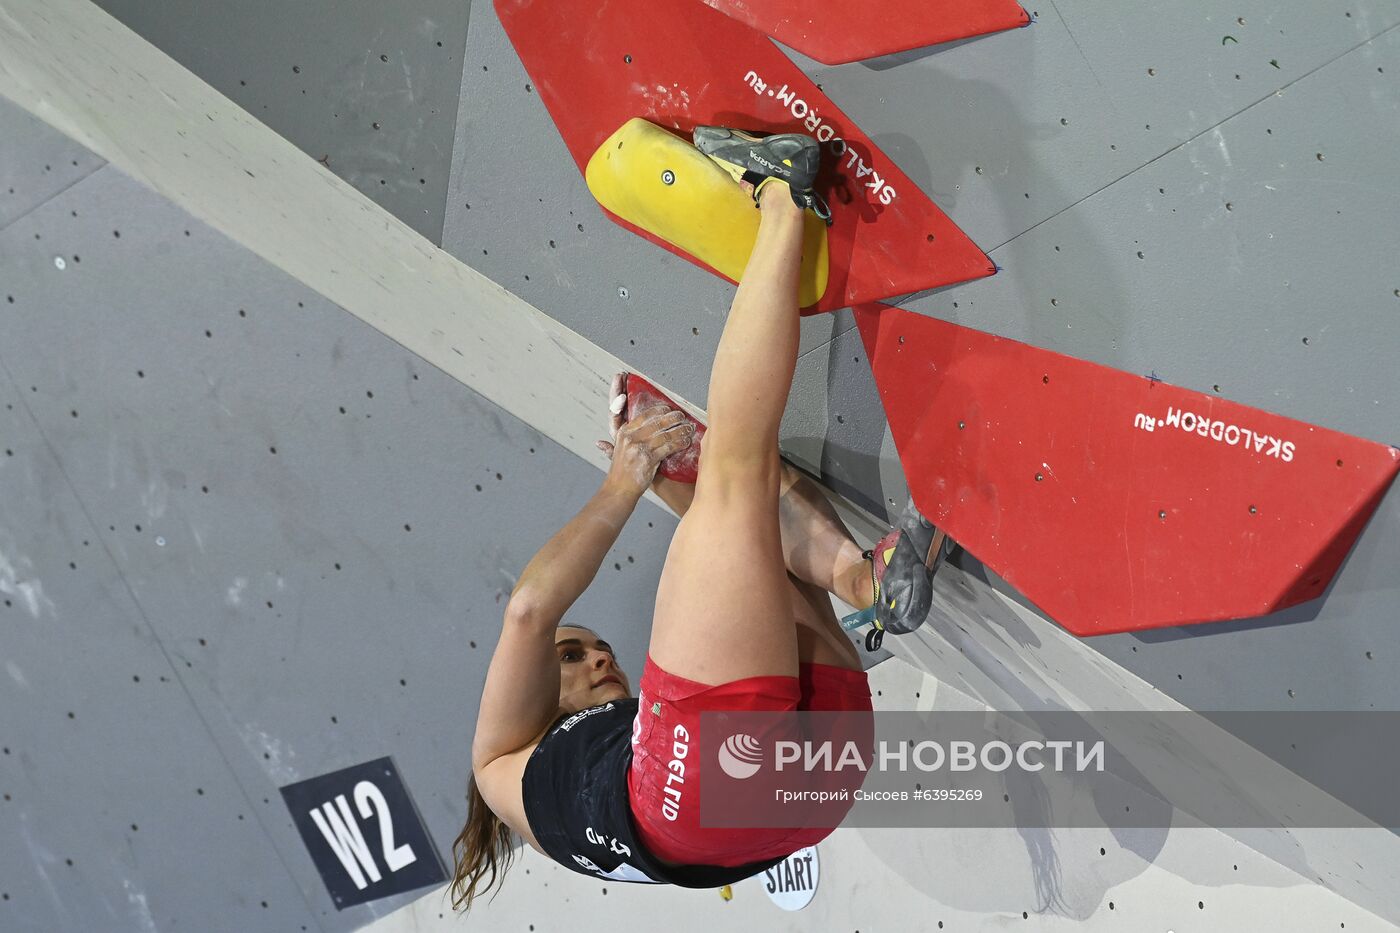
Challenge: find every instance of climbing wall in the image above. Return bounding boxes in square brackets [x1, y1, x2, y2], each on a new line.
[2, 0, 1399, 930]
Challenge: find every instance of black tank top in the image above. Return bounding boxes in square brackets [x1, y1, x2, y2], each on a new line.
[521, 698, 783, 887]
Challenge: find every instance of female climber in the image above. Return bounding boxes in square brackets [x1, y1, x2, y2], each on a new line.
[450, 126, 950, 909]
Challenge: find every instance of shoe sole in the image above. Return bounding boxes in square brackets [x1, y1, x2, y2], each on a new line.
[693, 125, 832, 226]
[873, 524, 954, 635]
[694, 126, 814, 185]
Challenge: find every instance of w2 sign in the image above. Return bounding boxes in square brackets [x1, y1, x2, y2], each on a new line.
[281, 757, 447, 910]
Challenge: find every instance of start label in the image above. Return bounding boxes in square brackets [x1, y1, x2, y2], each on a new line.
[762, 845, 820, 911]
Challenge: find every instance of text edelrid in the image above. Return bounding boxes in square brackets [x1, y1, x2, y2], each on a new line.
[661, 725, 690, 821]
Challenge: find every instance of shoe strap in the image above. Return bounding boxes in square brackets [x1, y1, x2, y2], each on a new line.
[747, 173, 835, 227]
[793, 189, 833, 226]
[741, 169, 768, 197]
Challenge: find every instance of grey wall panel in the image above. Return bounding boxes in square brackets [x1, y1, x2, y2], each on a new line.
[904, 32, 1400, 710]
[0, 159, 681, 931]
[803, 1, 1400, 256]
[87, 0, 473, 243]
[0, 346, 320, 928]
[1089, 483, 1400, 712]
[1052, 0, 1400, 146]
[910, 27, 1400, 445]
[783, 321, 908, 522]
[0, 98, 105, 230]
[794, 17, 1148, 255]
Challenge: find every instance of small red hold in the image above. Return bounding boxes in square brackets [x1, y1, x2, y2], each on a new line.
[625, 373, 706, 484]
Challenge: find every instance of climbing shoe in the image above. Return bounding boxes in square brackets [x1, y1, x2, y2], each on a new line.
[862, 500, 954, 651]
[692, 125, 832, 226]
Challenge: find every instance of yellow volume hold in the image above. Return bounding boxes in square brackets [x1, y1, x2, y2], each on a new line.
[585, 118, 829, 308]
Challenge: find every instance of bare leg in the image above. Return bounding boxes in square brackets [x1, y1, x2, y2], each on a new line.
[648, 185, 816, 684]
[654, 466, 873, 612]
[652, 461, 869, 673]
[777, 469, 875, 611]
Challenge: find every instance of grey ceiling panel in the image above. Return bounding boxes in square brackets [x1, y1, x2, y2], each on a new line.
[87, 0, 474, 243]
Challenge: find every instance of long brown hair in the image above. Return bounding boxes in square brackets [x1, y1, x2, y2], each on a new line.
[448, 773, 516, 912]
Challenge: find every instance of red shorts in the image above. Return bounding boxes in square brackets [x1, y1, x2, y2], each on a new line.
[627, 654, 872, 867]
